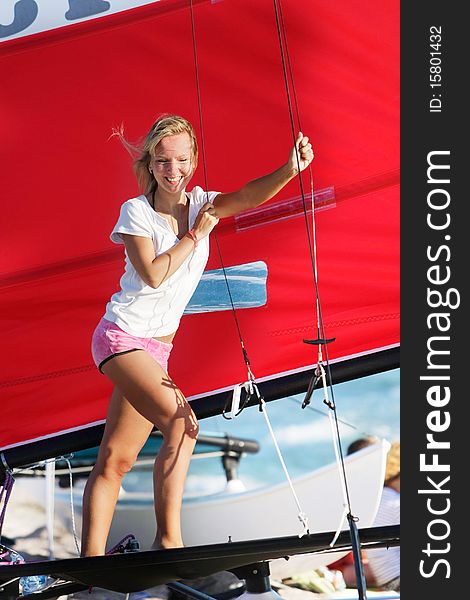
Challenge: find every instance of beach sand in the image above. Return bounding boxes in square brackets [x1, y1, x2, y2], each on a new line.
[2, 479, 169, 599]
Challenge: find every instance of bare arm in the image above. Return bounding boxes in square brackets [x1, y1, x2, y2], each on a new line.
[213, 132, 314, 218]
[122, 202, 219, 289]
[122, 233, 196, 289]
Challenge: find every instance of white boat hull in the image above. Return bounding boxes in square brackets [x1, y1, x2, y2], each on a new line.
[52, 440, 388, 577]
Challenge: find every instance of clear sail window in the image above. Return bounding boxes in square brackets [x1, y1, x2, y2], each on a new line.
[184, 261, 268, 314]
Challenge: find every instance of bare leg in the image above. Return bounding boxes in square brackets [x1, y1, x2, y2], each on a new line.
[81, 385, 153, 556]
[82, 350, 198, 555]
[150, 389, 199, 549]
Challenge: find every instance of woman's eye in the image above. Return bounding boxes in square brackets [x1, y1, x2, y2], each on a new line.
[154, 159, 189, 166]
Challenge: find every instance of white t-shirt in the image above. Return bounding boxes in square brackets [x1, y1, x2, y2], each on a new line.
[104, 186, 219, 337]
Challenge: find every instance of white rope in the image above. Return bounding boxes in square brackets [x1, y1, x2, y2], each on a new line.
[308, 179, 353, 547]
[11, 456, 63, 475]
[316, 363, 350, 547]
[11, 455, 81, 556]
[259, 397, 309, 537]
[45, 461, 55, 559]
[226, 377, 309, 536]
[64, 457, 81, 557]
[17, 450, 227, 476]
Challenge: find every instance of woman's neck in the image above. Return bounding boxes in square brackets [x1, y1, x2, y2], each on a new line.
[152, 188, 187, 214]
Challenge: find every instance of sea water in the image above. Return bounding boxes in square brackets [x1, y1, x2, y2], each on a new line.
[123, 368, 400, 496]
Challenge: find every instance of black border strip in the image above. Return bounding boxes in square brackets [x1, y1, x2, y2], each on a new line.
[401, 1, 464, 596]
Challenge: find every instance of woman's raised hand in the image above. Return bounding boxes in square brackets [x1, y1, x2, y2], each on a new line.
[288, 132, 314, 174]
[192, 202, 219, 240]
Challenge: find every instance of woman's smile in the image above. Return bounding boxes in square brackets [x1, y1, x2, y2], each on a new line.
[152, 133, 194, 195]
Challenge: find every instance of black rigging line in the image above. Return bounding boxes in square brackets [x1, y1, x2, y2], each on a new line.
[190, 1, 366, 572]
[272, 0, 318, 306]
[273, 0, 327, 349]
[272, 1, 368, 598]
[189, 0, 254, 379]
[273, 0, 352, 510]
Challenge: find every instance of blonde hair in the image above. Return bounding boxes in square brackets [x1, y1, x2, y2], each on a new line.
[113, 114, 198, 194]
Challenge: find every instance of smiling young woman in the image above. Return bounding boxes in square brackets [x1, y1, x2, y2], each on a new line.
[82, 114, 314, 556]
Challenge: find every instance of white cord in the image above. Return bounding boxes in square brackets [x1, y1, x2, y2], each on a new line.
[307, 182, 353, 547]
[225, 378, 309, 536]
[45, 461, 55, 559]
[64, 457, 81, 557]
[11, 455, 82, 556]
[317, 364, 350, 547]
[259, 398, 309, 537]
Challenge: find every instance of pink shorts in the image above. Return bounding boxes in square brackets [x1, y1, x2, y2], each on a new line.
[91, 318, 173, 374]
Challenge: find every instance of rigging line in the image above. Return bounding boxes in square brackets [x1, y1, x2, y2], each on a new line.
[273, 10, 368, 600]
[260, 398, 309, 536]
[0, 454, 14, 539]
[272, 0, 318, 307]
[274, 2, 336, 433]
[273, 0, 322, 345]
[277, 0, 302, 130]
[288, 396, 360, 432]
[272, 18, 343, 503]
[274, 0, 327, 380]
[273, 0, 354, 514]
[188, 1, 308, 533]
[189, 0, 209, 199]
[64, 457, 81, 557]
[0, 472, 14, 538]
[189, 0, 253, 373]
[276, 0, 323, 344]
[273, 0, 322, 342]
[273, 4, 324, 378]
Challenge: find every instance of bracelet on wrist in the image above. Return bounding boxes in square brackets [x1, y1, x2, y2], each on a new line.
[186, 229, 198, 249]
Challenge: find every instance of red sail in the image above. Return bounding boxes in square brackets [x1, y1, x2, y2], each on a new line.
[0, 0, 399, 451]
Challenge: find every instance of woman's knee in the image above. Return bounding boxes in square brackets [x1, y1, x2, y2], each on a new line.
[96, 447, 138, 480]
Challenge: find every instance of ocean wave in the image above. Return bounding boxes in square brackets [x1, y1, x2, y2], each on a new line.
[260, 420, 348, 447]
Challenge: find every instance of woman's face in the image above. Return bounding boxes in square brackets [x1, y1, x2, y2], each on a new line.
[150, 132, 195, 194]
